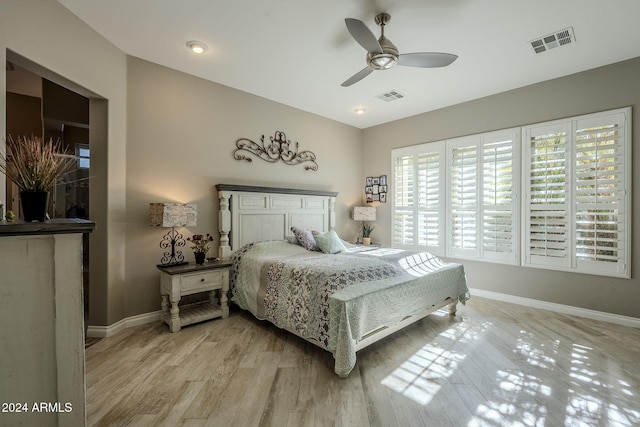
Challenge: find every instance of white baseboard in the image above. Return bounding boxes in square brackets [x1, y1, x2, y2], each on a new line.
[86, 310, 162, 338]
[470, 288, 640, 329]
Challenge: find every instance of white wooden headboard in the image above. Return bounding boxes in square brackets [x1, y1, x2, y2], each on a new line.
[216, 184, 338, 259]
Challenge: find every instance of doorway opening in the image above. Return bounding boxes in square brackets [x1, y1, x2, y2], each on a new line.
[5, 59, 92, 326]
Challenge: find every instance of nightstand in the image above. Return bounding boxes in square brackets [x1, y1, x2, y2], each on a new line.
[157, 259, 232, 332]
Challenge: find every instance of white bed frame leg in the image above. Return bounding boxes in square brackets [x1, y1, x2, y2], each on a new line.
[449, 298, 459, 315]
[218, 190, 232, 259]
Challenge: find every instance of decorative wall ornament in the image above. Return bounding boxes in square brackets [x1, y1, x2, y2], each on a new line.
[365, 175, 387, 203]
[233, 130, 318, 171]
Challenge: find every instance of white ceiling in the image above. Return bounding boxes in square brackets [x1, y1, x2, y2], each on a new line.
[56, 0, 640, 129]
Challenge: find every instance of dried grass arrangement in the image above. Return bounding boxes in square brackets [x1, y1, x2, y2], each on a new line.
[0, 135, 76, 192]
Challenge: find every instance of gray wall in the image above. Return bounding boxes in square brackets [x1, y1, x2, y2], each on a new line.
[125, 57, 363, 318]
[363, 57, 640, 319]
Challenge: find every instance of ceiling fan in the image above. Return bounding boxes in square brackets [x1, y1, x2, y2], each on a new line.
[341, 13, 458, 87]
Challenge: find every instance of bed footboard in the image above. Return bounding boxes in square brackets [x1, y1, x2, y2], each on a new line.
[354, 296, 458, 353]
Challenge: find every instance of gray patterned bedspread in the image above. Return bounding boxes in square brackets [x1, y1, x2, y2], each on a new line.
[230, 240, 470, 377]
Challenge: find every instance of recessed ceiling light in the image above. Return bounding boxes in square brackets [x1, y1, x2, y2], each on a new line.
[186, 41, 208, 54]
[354, 108, 366, 115]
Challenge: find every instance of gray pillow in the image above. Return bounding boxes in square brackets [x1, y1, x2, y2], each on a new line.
[291, 226, 318, 251]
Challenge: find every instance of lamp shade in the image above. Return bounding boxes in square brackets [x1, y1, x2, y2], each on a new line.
[352, 206, 376, 221]
[149, 203, 197, 227]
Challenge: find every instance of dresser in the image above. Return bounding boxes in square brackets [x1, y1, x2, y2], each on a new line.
[0, 219, 95, 427]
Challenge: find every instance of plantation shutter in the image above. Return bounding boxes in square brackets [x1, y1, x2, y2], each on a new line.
[393, 153, 415, 246]
[446, 130, 518, 262]
[482, 130, 519, 263]
[523, 122, 571, 268]
[523, 108, 630, 277]
[417, 152, 442, 249]
[448, 138, 478, 258]
[392, 143, 445, 254]
[391, 107, 628, 277]
[574, 111, 628, 276]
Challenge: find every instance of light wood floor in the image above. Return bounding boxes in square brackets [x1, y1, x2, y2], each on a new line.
[86, 297, 640, 426]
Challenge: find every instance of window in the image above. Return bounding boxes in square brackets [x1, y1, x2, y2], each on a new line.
[448, 137, 478, 257]
[391, 107, 630, 278]
[482, 136, 519, 260]
[522, 108, 630, 277]
[392, 143, 445, 254]
[392, 128, 519, 264]
[76, 144, 90, 169]
[446, 129, 520, 263]
[524, 122, 570, 268]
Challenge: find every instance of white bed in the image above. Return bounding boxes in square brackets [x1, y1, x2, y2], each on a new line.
[216, 184, 470, 377]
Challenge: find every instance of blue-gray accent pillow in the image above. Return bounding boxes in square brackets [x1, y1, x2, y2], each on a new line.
[315, 230, 346, 254]
[291, 226, 318, 251]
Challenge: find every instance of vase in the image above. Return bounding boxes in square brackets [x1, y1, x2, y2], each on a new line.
[194, 252, 206, 265]
[20, 191, 49, 222]
[362, 237, 371, 246]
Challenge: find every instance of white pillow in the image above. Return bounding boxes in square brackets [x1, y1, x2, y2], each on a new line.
[314, 230, 346, 254]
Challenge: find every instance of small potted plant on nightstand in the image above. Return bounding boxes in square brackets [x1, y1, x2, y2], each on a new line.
[362, 224, 374, 246]
[187, 233, 213, 265]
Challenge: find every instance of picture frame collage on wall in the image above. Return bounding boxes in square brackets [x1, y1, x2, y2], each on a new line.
[365, 175, 387, 203]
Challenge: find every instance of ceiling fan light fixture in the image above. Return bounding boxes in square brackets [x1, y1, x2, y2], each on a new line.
[341, 13, 457, 86]
[187, 41, 208, 54]
[369, 53, 397, 70]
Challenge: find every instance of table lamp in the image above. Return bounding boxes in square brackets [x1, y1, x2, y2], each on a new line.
[352, 206, 376, 244]
[149, 203, 197, 266]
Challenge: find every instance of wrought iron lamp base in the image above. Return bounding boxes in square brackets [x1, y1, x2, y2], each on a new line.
[157, 226, 188, 267]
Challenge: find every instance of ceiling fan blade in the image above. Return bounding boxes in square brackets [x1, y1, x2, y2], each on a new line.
[345, 18, 382, 53]
[341, 67, 374, 87]
[397, 52, 458, 68]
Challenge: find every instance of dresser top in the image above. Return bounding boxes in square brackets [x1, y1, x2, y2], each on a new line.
[0, 218, 96, 236]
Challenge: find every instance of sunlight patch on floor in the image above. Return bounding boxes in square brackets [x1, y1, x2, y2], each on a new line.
[563, 343, 640, 426]
[467, 369, 555, 425]
[381, 309, 640, 425]
[497, 370, 552, 398]
[470, 332, 640, 427]
[381, 320, 485, 405]
[515, 331, 559, 370]
[381, 342, 465, 405]
[469, 401, 547, 427]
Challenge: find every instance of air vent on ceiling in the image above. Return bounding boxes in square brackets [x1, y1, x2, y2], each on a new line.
[376, 90, 405, 102]
[529, 27, 575, 54]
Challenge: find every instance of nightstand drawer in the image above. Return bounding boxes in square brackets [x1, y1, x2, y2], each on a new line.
[181, 270, 223, 292]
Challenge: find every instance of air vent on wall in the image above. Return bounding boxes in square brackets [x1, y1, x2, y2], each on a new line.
[376, 90, 405, 102]
[529, 27, 575, 54]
